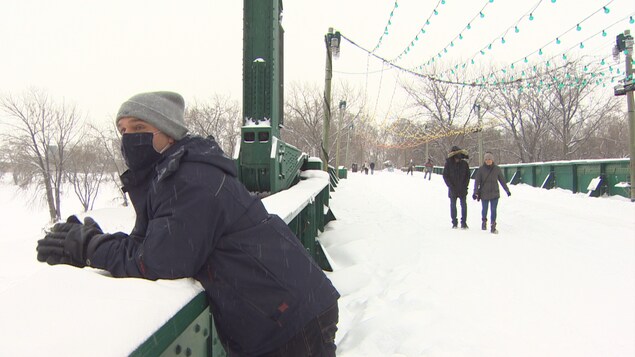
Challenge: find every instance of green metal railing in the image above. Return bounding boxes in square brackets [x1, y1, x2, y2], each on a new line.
[498, 159, 630, 198]
[433, 158, 630, 198]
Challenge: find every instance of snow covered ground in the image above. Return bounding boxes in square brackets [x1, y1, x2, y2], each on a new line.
[0, 169, 633, 356]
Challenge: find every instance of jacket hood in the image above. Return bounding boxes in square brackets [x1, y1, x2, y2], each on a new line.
[448, 148, 469, 159]
[159, 135, 237, 178]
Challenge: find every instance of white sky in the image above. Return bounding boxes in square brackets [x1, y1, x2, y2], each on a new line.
[1, 169, 634, 356]
[1, 0, 633, 129]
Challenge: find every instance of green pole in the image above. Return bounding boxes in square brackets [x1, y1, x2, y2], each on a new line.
[624, 30, 635, 201]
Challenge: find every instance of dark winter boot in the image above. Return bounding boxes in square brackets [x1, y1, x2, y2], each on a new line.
[491, 221, 498, 234]
[461, 222, 469, 229]
[481, 218, 487, 230]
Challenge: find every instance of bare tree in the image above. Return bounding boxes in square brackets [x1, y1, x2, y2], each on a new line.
[0, 89, 82, 221]
[282, 82, 370, 168]
[487, 82, 552, 163]
[65, 139, 109, 211]
[544, 62, 621, 160]
[401, 69, 482, 155]
[282, 82, 325, 158]
[581, 111, 629, 158]
[185, 95, 241, 157]
[88, 121, 129, 206]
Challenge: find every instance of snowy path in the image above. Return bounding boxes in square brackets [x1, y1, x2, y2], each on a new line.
[320, 170, 635, 357]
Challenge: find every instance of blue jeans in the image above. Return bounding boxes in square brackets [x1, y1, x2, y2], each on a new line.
[450, 195, 467, 225]
[260, 303, 339, 357]
[481, 198, 499, 222]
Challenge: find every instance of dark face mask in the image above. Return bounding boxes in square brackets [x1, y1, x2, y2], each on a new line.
[121, 132, 163, 171]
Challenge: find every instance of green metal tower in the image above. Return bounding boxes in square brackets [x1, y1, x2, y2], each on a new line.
[238, 0, 305, 194]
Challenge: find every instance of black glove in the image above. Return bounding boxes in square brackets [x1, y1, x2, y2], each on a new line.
[37, 216, 104, 267]
[506, 191, 511, 197]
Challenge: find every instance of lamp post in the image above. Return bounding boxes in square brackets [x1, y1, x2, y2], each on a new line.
[474, 103, 483, 165]
[345, 123, 353, 169]
[613, 29, 634, 201]
[322, 28, 341, 171]
[335, 100, 346, 176]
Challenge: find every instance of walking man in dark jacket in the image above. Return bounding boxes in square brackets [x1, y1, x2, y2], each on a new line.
[472, 152, 511, 234]
[36, 91, 340, 357]
[443, 146, 470, 229]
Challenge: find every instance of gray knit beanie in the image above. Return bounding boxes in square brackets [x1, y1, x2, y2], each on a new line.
[484, 152, 495, 161]
[116, 91, 188, 140]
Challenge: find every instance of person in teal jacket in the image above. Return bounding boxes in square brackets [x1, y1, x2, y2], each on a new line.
[472, 152, 511, 234]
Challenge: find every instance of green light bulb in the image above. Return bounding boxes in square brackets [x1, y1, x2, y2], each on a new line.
[602, 30, 607, 37]
[579, 42, 584, 49]
[556, 38, 561, 45]
[603, 6, 609, 14]
[630, 16, 634, 24]
[539, 49, 543, 55]
[576, 24, 581, 31]
[529, 13, 534, 21]
[480, 12, 485, 19]
[501, 37, 506, 44]
[467, 23, 471, 30]
[515, 26, 520, 33]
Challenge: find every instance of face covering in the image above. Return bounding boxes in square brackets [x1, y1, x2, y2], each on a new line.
[121, 132, 163, 171]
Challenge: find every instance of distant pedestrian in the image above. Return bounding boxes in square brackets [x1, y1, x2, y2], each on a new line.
[424, 158, 433, 180]
[406, 159, 414, 175]
[370, 162, 375, 175]
[363, 162, 369, 175]
[472, 152, 511, 234]
[443, 146, 470, 229]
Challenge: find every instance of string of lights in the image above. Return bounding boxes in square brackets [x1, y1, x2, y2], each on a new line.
[371, 1, 400, 53]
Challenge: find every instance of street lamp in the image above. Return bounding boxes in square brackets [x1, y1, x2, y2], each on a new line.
[473, 103, 483, 165]
[335, 100, 346, 176]
[322, 28, 341, 171]
[345, 123, 353, 170]
[612, 29, 634, 201]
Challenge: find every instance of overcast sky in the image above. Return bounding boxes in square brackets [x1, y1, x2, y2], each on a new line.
[1, 0, 633, 129]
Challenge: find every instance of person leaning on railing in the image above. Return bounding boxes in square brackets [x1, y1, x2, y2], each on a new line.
[36, 91, 340, 357]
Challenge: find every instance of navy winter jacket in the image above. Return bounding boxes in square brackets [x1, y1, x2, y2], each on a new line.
[443, 157, 470, 198]
[88, 136, 339, 356]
